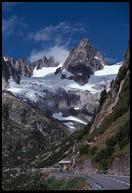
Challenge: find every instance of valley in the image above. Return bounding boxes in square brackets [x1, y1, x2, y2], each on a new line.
[2, 38, 130, 190]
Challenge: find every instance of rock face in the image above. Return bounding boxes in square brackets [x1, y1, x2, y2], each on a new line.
[2, 91, 68, 169]
[2, 57, 20, 89]
[73, 159, 97, 174]
[86, 46, 130, 172]
[108, 154, 130, 175]
[3, 56, 59, 79]
[15, 59, 33, 77]
[90, 47, 130, 133]
[57, 38, 108, 84]
[31, 56, 59, 69]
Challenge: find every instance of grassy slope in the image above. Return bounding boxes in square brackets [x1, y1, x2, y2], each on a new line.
[77, 67, 130, 170]
[2, 170, 90, 191]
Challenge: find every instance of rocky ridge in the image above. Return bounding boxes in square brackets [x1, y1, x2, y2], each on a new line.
[3, 55, 59, 80]
[55, 38, 108, 85]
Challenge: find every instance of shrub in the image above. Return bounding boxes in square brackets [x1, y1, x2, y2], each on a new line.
[90, 146, 97, 155]
[106, 136, 117, 147]
[93, 146, 114, 170]
[79, 145, 90, 155]
[116, 120, 130, 150]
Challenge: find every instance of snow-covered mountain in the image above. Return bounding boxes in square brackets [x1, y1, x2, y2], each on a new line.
[7, 62, 122, 96]
[6, 61, 122, 132]
[2, 38, 123, 132]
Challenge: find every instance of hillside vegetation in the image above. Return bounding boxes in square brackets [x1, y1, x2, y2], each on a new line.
[74, 47, 130, 172]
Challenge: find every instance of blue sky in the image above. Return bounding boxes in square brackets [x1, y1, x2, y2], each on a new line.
[2, 2, 129, 64]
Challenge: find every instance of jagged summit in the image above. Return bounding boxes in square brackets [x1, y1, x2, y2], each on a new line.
[78, 38, 91, 48]
[55, 38, 109, 84]
[3, 37, 109, 86]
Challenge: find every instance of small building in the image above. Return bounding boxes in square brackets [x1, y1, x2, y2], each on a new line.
[58, 159, 71, 171]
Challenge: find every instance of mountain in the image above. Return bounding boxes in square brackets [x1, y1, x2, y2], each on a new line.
[2, 39, 129, 190]
[70, 46, 130, 175]
[31, 56, 59, 69]
[14, 59, 33, 77]
[55, 38, 108, 85]
[90, 46, 129, 133]
[3, 55, 59, 79]
[2, 57, 20, 90]
[2, 90, 68, 169]
[3, 38, 122, 132]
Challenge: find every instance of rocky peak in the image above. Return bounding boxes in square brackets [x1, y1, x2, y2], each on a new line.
[3, 56, 15, 67]
[31, 56, 59, 69]
[2, 57, 20, 89]
[32, 56, 49, 69]
[63, 38, 96, 69]
[15, 59, 33, 77]
[78, 38, 91, 49]
[58, 38, 108, 85]
[16, 58, 29, 65]
[3, 54, 60, 79]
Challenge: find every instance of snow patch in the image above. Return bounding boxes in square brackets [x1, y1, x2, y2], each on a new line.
[62, 69, 73, 78]
[64, 122, 75, 130]
[94, 64, 121, 76]
[74, 107, 80, 110]
[24, 91, 38, 102]
[52, 112, 63, 120]
[64, 115, 87, 125]
[32, 66, 58, 78]
[52, 112, 87, 125]
[94, 55, 105, 66]
[3, 56, 9, 62]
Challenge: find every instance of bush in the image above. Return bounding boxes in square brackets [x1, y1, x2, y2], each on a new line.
[93, 146, 114, 170]
[79, 145, 90, 155]
[116, 120, 130, 150]
[90, 146, 97, 155]
[96, 146, 114, 160]
[76, 122, 92, 141]
[106, 136, 117, 147]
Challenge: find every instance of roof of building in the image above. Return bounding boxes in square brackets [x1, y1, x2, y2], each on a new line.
[58, 160, 71, 164]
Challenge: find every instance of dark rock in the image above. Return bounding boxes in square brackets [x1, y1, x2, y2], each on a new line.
[15, 59, 33, 77]
[61, 74, 66, 79]
[31, 56, 59, 70]
[2, 57, 20, 88]
[62, 38, 108, 85]
[55, 67, 62, 75]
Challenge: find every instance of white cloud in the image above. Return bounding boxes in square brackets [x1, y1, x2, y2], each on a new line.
[28, 45, 69, 63]
[28, 22, 87, 63]
[2, 15, 17, 35]
[2, 15, 27, 37]
[29, 22, 87, 45]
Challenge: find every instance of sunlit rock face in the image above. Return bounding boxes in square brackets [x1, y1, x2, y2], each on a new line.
[61, 38, 108, 85]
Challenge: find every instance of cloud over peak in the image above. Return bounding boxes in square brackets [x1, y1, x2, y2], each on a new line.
[28, 45, 69, 64]
[28, 21, 87, 64]
[29, 22, 87, 45]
